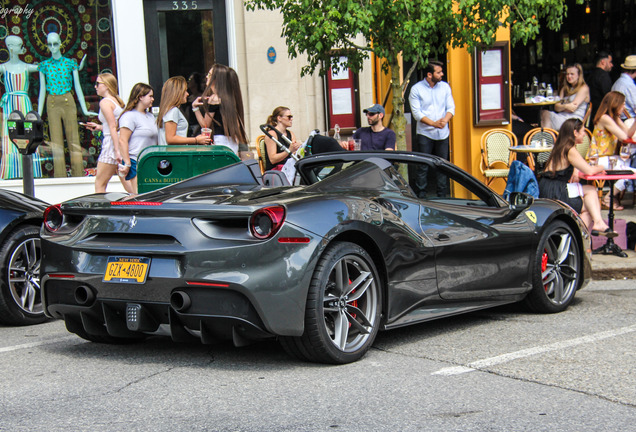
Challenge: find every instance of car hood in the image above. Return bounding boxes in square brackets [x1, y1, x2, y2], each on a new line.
[0, 189, 49, 213]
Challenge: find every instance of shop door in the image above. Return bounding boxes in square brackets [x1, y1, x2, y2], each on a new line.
[143, 0, 228, 102]
[325, 56, 359, 133]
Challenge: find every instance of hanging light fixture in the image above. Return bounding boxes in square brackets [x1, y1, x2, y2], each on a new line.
[585, 1, 591, 14]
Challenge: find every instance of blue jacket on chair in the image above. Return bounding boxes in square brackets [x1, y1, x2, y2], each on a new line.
[503, 160, 539, 200]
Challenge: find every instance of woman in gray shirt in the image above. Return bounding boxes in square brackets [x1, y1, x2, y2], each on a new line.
[156, 76, 210, 146]
[118, 83, 158, 193]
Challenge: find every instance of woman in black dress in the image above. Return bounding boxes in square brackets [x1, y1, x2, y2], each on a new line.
[539, 118, 614, 236]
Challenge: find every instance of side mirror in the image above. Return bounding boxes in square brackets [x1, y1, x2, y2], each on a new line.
[509, 192, 534, 211]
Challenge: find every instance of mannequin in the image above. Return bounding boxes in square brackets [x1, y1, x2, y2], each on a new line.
[38, 32, 96, 177]
[0, 35, 43, 179]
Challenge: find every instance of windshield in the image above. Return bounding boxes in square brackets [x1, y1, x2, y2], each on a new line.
[303, 160, 404, 194]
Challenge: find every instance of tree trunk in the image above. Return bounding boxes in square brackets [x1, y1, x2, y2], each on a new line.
[388, 59, 407, 152]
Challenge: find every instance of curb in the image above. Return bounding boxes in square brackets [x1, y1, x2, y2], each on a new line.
[591, 268, 636, 280]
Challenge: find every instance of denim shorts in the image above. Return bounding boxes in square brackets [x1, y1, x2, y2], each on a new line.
[125, 159, 137, 180]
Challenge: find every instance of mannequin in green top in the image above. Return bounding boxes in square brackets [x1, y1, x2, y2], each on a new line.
[38, 32, 96, 177]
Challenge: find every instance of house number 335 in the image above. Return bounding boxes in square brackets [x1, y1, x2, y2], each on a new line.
[172, 1, 198, 10]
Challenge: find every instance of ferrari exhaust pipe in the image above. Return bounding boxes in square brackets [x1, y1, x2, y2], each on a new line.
[170, 291, 191, 312]
[74, 286, 95, 305]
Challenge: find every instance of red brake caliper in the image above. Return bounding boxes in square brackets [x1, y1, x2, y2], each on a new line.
[541, 250, 549, 291]
[348, 283, 357, 327]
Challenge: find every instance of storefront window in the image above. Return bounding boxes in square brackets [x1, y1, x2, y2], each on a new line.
[0, 0, 116, 179]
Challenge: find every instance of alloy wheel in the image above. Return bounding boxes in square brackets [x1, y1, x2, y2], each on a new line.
[8, 237, 42, 315]
[541, 229, 579, 306]
[322, 254, 379, 353]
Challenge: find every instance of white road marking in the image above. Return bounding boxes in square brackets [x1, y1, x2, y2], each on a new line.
[0, 335, 78, 354]
[432, 324, 636, 376]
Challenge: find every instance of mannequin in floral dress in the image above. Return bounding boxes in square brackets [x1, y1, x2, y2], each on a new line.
[0, 35, 42, 179]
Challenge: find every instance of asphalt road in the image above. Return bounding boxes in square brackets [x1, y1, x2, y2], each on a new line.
[1, 280, 634, 432]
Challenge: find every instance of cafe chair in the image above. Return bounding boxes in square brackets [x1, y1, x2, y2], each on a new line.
[623, 108, 631, 119]
[255, 135, 267, 174]
[576, 128, 593, 159]
[583, 103, 593, 128]
[479, 128, 516, 185]
[523, 127, 557, 171]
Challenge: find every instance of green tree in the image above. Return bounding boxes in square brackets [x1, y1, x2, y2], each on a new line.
[245, 0, 580, 150]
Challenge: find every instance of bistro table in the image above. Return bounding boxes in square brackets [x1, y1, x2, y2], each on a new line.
[514, 99, 559, 131]
[509, 144, 553, 174]
[580, 170, 636, 257]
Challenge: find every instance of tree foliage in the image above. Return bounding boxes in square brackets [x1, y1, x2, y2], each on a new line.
[245, 0, 580, 149]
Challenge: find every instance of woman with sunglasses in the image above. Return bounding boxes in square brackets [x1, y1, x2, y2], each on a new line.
[263, 106, 301, 171]
[84, 73, 133, 193]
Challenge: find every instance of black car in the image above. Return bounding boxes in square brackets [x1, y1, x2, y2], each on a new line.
[0, 189, 47, 325]
[40, 152, 591, 363]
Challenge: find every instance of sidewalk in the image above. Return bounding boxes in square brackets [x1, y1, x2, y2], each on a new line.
[590, 193, 636, 280]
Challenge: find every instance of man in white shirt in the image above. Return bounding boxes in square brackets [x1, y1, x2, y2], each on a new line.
[611, 55, 636, 119]
[408, 60, 455, 197]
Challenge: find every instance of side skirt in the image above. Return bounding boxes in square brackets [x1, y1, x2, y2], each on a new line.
[382, 298, 524, 331]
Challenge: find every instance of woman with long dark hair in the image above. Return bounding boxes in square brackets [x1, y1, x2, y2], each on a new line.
[192, 64, 247, 155]
[539, 118, 613, 236]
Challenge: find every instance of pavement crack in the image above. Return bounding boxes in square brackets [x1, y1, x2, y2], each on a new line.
[114, 367, 176, 393]
[371, 345, 457, 365]
[372, 346, 636, 408]
[474, 368, 636, 408]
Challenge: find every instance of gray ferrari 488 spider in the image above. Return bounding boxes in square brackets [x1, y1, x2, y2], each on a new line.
[41, 152, 591, 363]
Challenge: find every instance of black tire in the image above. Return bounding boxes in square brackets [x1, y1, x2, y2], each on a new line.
[280, 241, 382, 364]
[525, 221, 581, 313]
[0, 225, 46, 326]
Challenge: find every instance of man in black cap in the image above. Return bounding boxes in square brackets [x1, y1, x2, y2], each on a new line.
[350, 103, 396, 150]
[587, 51, 613, 120]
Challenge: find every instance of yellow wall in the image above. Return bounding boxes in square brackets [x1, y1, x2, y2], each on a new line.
[447, 27, 511, 195]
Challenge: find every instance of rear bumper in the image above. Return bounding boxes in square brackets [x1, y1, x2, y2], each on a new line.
[45, 278, 272, 344]
[41, 222, 324, 339]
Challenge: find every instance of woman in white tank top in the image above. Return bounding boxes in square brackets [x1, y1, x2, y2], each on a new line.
[85, 73, 133, 193]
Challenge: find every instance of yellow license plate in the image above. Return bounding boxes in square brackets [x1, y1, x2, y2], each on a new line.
[103, 256, 150, 284]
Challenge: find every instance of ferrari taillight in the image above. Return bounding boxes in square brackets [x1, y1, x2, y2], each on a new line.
[43, 204, 64, 232]
[249, 206, 285, 240]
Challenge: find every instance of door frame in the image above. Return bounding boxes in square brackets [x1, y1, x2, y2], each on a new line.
[142, 0, 228, 97]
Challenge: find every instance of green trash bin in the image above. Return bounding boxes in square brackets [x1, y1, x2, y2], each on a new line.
[137, 145, 241, 193]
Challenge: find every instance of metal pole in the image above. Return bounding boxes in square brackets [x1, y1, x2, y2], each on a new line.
[22, 154, 34, 197]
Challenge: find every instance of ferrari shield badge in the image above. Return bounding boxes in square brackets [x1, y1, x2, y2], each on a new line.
[525, 211, 537, 224]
